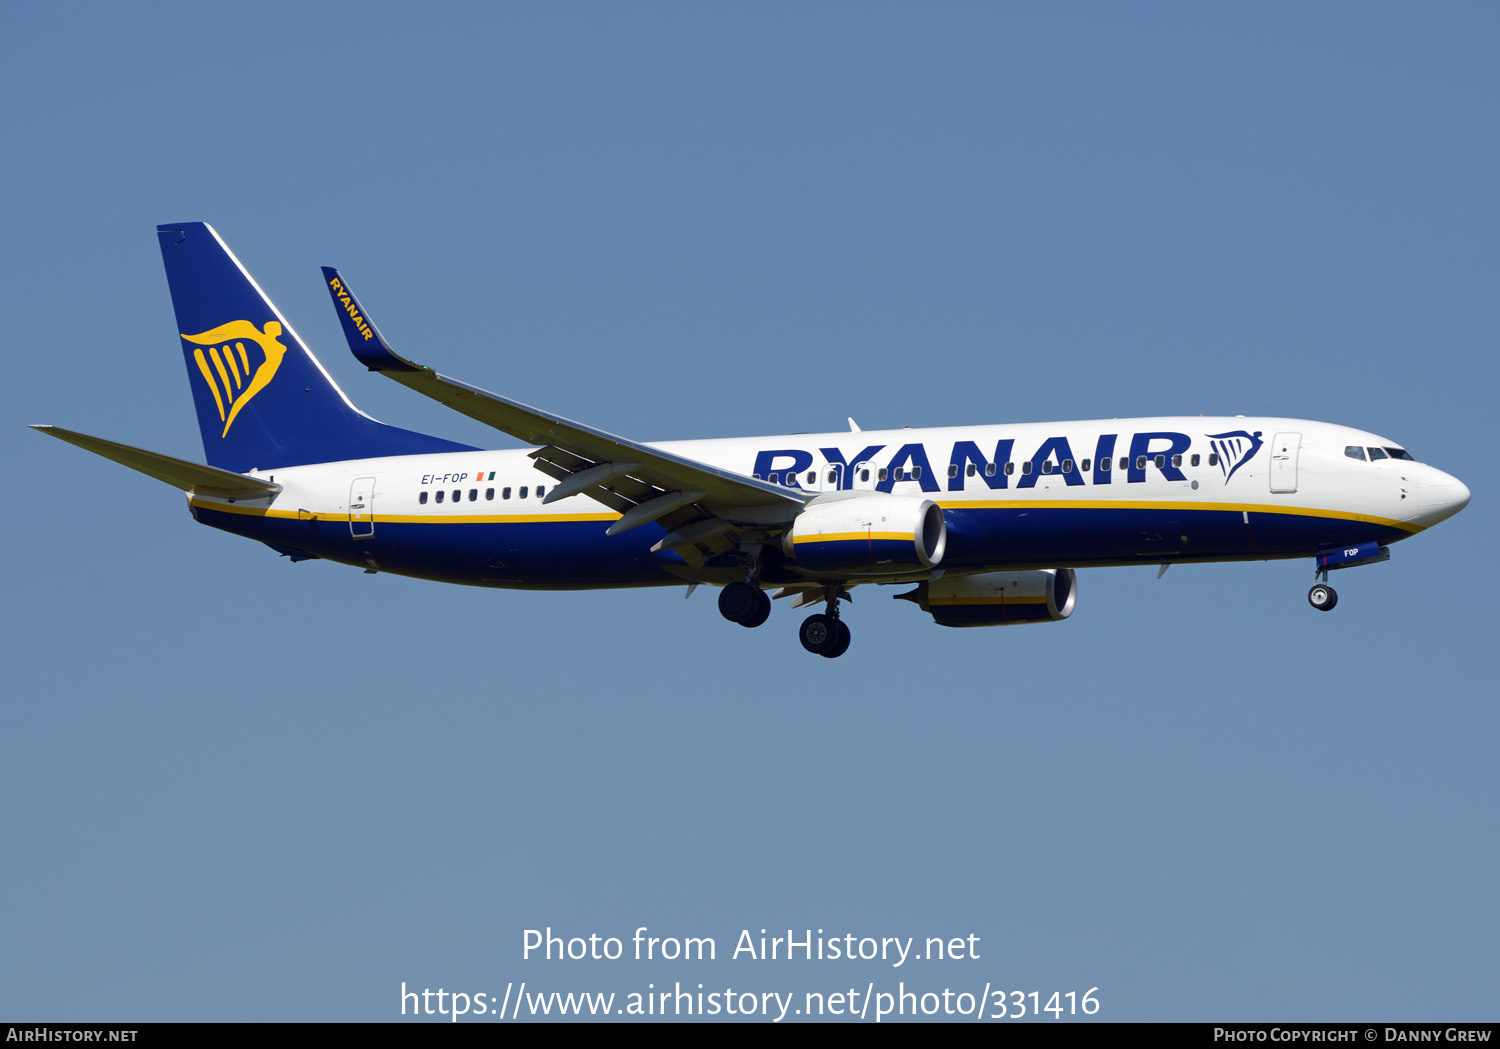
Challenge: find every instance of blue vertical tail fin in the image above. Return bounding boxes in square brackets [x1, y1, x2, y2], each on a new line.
[157, 222, 473, 471]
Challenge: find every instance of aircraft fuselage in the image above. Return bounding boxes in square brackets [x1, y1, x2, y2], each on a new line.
[188, 417, 1462, 590]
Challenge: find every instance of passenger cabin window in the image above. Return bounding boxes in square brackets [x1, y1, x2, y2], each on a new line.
[1080, 458, 1090, 472]
[469, 489, 478, 501]
[1208, 453, 1219, 466]
[769, 472, 779, 484]
[486, 488, 495, 500]
[951, 464, 961, 478]
[1171, 454, 1182, 468]
[1100, 457, 1111, 472]
[503, 487, 512, 499]
[419, 491, 429, 505]
[807, 472, 816, 486]
[985, 462, 996, 476]
[964, 464, 975, 478]
[1119, 457, 1129, 470]
[1041, 460, 1053, 474]
[879, 468, 888, 481]
[1191, 454, 1200, 467]
[519, 486, 529, 498]
[1005, 462, 1015, 475]
[1022, 461, 1033, 475]
[436, 490, 445, 504]
[860, 469, 870, 482]
[537, 486, 546, 498]
[1062, 458, 1074, 473]
[894, 468, 906, 480]
[451, 489, 460, 502]
[1154, 454, 1166, 469]
[1136, 456, 1147, 470]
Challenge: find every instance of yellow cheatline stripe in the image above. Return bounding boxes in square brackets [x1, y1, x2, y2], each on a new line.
[192, 349, 226, 422]
[938, 498, 1420, 534]
[377, 511, 620, 525]
[190, 497, 1420, 535]
[188, 498, 617, 525]
[792, 531, 912, 545]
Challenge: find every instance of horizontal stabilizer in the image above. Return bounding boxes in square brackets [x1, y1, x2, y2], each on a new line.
[31, 426, 281, 497]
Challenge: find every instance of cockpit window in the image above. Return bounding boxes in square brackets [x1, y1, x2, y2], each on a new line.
[1345, 446, 1366, 461]
[1367, 447, 1388, 461]
[1384, 447, 1415, 461]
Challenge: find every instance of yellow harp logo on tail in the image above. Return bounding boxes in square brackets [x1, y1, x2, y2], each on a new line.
[181, 321, 288, 437]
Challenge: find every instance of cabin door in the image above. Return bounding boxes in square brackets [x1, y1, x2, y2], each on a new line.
[349, 476, 376, 537]
[1268, 433, 1300, 493]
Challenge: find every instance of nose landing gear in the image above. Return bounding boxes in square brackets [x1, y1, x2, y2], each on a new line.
[1308, 581, 1338, 611]
[1308, 564, 1338, 612]
[1307, 543, 1390, 611]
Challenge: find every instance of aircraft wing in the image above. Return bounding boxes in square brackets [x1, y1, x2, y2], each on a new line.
[31, 425, 281, 498]
[321, 268, 804, 539]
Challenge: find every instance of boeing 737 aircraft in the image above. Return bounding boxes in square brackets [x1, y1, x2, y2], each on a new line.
[34, 223, 1470, 657]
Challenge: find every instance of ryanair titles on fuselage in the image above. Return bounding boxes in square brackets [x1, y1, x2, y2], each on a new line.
[405, 428, 1265, 493]
[749, 428, 1262, 493]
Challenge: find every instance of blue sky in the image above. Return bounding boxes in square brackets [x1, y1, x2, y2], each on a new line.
[3, 2, 1495, 1022]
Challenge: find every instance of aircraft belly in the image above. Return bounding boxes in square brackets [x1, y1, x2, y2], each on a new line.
[190, 497, 1413, 588]
[941, 505, 1407, 568]
[191, 506, 676, 588]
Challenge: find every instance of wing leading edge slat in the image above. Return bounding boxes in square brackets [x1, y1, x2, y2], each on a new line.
[320, 268, 804, 531]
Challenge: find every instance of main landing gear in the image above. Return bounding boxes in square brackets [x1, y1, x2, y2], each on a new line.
[797, 586, 852, 659]
[799, 610, 851, 659]
[716, 578, 853, 658]
[718, 580, 771, 628]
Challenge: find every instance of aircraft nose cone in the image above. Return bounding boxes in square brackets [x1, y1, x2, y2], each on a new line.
[1417, 465, 1471, 527]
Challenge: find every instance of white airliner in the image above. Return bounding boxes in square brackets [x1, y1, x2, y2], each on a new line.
[33, 223, 1470, 657]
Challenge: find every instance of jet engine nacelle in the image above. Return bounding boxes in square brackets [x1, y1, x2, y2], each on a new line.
[782, 494, 947, 574]
[898, 568, 1077, 627]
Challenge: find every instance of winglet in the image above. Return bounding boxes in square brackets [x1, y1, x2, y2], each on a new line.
[321, 267, 422, 373]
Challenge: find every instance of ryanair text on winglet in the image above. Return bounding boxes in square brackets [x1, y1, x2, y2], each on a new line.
[327, 276, 374, 341]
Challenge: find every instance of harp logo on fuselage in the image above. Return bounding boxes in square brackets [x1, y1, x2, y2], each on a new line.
[181, 320, 288, 438]
[1206, 430, 1264, 484]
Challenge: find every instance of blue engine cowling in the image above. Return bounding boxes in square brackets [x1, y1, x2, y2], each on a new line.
[897, 569, 1077, 628]
[782, 494, 947, 574]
